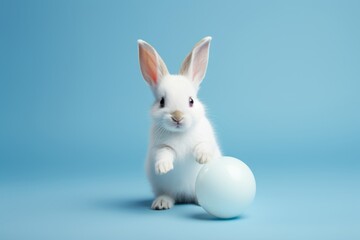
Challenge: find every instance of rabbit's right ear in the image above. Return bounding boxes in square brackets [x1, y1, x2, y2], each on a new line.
[138, 40, 169, 87]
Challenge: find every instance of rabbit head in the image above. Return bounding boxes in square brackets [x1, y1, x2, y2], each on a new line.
[138, 37, 212, 132]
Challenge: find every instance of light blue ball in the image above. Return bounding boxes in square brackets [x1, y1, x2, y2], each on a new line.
[195, 156, 256, 219]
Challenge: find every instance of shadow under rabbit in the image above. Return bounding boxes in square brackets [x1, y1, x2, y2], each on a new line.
[92, 197, 153, 213]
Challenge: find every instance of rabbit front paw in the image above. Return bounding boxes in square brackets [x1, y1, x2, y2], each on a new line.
[194, 143, 214, 164]
[155, 158, 174, 175]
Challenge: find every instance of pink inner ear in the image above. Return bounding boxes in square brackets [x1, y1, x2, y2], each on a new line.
[140, 46, 158, 85]
[192, 58, 205, 83]
[191, 41, 209, 84]
[146, 57, 158, 85]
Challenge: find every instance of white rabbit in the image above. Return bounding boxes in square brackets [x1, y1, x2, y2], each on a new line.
[138, 37, 222, 210]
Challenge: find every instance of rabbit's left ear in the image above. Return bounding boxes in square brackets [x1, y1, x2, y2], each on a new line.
[179, 36, 212, 87]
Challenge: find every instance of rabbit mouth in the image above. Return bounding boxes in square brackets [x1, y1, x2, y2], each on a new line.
[157, 115, 192, 132]
[173, 122, 184, 130]
[162, 120, 188, 132]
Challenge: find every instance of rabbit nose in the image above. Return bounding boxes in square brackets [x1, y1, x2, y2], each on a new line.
[171, 110, 184, 123]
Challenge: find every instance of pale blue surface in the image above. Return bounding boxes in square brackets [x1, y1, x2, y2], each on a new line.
[1, 0, 360, 239]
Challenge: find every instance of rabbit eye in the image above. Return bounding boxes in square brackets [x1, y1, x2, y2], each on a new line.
[160, 97, 165, 108]
[189, 97, 194, 107]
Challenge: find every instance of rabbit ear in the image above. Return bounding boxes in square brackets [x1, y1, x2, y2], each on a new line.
[180, 36, 212, 86]
[138, 40, 169, 87]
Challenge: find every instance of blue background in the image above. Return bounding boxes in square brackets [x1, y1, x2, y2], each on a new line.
[1, 0, 359, 239]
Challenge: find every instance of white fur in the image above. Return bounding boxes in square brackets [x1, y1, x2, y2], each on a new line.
[138, 37, 221, 209]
